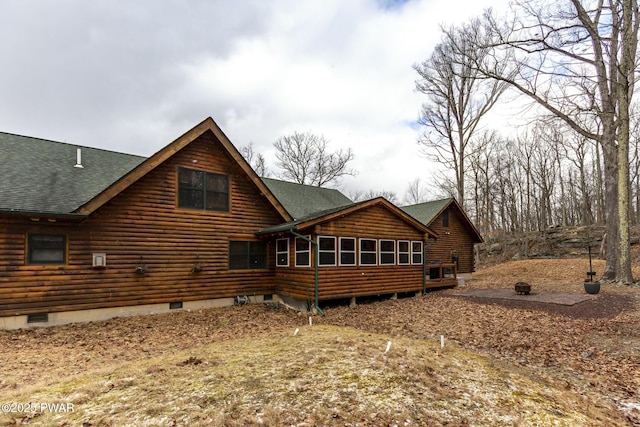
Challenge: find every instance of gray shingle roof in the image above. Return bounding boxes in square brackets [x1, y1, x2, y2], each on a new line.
[261, 177, 353, 220]
[0, 132, 145, 215]
[401, 198, 452, 226]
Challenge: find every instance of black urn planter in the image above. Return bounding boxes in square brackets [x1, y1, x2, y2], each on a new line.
[584, 280, 600, 295]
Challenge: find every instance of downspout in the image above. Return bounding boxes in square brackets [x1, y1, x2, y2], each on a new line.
[289, 229, 324, 315]
[422, 239, 437, 295]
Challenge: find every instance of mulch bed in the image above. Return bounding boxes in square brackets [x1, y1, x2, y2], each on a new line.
[448, 291, 638, 319]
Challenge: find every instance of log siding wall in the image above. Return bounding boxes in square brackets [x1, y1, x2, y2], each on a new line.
[425, 206, 476, 274]
[275, 205, 430, 301]
[0, 133, 285, 317]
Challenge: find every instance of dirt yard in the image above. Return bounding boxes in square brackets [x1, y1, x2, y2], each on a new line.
[0, 258, 639, 426]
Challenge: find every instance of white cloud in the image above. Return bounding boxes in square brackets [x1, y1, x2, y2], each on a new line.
[0, 0, 511, 198]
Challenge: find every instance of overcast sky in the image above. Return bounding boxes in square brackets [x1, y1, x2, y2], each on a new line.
[0, 0, 512, 202]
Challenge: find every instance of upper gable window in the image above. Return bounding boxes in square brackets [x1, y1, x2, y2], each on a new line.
[178, 167, 229, 212]
[442, 209, 449, 227]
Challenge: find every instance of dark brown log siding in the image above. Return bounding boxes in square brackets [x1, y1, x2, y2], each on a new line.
[0, 133, 284, 316]
[275, 205, 429, 301]
[425, 206, 476, 274]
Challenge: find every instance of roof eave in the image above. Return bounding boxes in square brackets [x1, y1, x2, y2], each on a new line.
[0, 209, 88, 220]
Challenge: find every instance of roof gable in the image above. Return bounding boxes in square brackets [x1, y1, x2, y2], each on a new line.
[0, 132, 145, 216]
[402, 198, 483, 243]
[258, 197, 436, 237]
[261, 177, 353, 220]
[401, 198, 451, 226]
[76, 118, 291, 221]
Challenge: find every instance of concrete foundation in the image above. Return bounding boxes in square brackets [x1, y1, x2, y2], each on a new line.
[0, 294, 277, 330]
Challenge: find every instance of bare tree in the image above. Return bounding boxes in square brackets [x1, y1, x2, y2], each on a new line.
[414, 19, 510, 207]
[240, 143, 270, 177]
[464, 0, 639, 283]
[404, 177, 430, 205]
[274, 132, 357, 187]
[351, 189, 399, 204]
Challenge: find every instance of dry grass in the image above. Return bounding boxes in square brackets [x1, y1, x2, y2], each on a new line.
[0, 325, 619, 427]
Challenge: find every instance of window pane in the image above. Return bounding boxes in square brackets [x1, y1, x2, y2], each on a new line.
[361, 253, 377, 265]
[319, 252, 336, 265]
[28, 234, 66, 264]
[399, 253, 410, 264]
[296, 238, 309, 251]
[380, 240, 395, 252]
[340, 252, 356, 265]
[206, 190, 229, 211]
[276, 239, 289, 252]
[341, 238, 355, 251]
[296, 252, 310, 266]
[360, 239, 376, 252]
[178, 168, 204, 209]
[398, 241, 409, 252]
[319, 237, 335, 251]
[206, 174, 229, 212]
[277, 252, 289, 266]
[249, 242, 267, 269]
[179, 168, 203, 189]
[381, 253, 395, 264]
[229, 241, 248, 269]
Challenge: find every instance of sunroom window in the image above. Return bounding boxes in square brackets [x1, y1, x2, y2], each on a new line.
[318, 236, 336, 266]
[295, 237, 311, 267]
[411, 241, 423, 265]
[398, 240, 410, 265]
[276, 238, 289, 267]
[339, 237, 356, 266]
[360, 238, 377, 265]
[379, 240, 396, 265]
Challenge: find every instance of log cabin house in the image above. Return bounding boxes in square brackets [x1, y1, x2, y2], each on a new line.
[0, 117, 467, 329]
[402, 198, 484, 281]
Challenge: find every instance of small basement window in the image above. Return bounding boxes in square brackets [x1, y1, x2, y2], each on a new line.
[27, 234, 67, 265]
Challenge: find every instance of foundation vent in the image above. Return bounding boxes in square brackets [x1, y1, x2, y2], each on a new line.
[27, 313, 49, 323]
